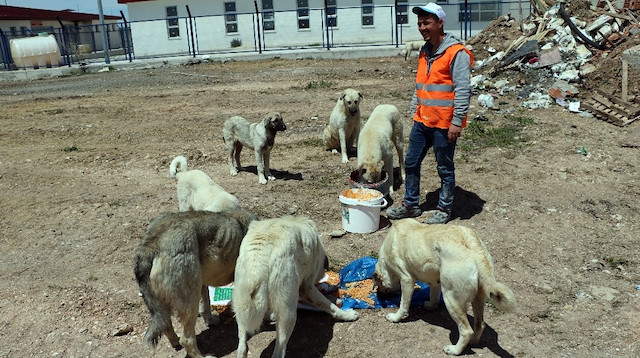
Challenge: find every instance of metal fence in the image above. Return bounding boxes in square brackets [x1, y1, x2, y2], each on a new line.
[0, 1, 530, 71]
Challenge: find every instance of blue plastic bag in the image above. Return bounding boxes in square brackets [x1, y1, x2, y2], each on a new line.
[338, 256, 442, 309]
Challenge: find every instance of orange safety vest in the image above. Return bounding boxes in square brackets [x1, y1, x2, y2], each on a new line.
[414, 43, 474, 129]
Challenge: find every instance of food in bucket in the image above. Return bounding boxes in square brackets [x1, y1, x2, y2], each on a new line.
[341, 188, 382, 201]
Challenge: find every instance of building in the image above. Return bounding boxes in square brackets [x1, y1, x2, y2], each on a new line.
[118, 0, 530, 58]
[0, 5, 123, 53]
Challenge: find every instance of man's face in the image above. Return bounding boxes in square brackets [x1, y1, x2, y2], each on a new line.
[417, 14, 441, 44]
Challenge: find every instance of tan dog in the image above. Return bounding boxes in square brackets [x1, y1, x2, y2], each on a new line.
[400, 40, 425, 61]
[233, 216, 359, 358]
[323, 88, 363, 164]
[169, 155, 240, 212]
[134, 209, 256, 358]
[223, 112, 287, 184]
[373, 219, 517, 355]
[356, 104, 404, 194]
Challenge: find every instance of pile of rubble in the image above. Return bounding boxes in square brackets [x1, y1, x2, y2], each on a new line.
[466, 0, 640, 126]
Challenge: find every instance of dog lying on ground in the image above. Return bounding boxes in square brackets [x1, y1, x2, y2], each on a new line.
[373, 219, 517, 355]
[223, 112, 287, 184]
[400, 41, 425, 61]
[356, 104, 404, 194]
[169, 155, 239, 212]
[323, 88, 363, 164]
[134, 209, 256, 358]
[233, 215, 359, 358]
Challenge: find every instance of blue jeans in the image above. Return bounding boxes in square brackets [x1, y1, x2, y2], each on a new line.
[403, 121, 456, 212]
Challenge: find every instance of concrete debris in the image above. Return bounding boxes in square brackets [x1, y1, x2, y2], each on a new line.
[466, 0, 640, 124]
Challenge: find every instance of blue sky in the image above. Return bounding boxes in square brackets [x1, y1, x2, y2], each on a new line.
[4, 0, 129, 17]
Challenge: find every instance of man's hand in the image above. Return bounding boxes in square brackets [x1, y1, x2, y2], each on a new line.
[448, 123, 462, 142]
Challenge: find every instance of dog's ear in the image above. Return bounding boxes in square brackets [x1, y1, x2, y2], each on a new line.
[340, 93, 346, 100]
[358, 92, 363, 99]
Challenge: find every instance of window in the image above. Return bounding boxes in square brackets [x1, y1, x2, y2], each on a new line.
[225, 2, 238, 34]
[396, 0, 408, 25]
[458, 1, 501, 22]
[297, 0, 309, 29]
[166, 6, 179, 38]
[262, 0, 275, 31]
[326, 0, 337, 28]
[362, 0, 373, 26]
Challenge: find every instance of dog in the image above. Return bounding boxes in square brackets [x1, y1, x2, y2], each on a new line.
[169, 155, 240, 212]
[222, 112, 287, 185]
[400, 40, 425, 61]
[233, 216, 359, 358]
[373, 219, 517, 355]
[134, 209, 256, 358]
[323, 88, 363, 164]
[356, 104, 404, 194]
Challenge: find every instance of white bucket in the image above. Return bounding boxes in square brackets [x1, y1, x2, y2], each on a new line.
[349, 169, 390, 196]
[339, 188, 387, 233]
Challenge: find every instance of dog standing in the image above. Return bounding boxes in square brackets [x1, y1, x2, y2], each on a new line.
[373, 219, 517, 355]
[134, 209, 256, 358]
[323, 88, 363, 164]
[223, 112, 287, 185]
[356, 104, 404, 194]
[233, 216, 359, 358]
[169, 155, 240, 212]
[400, 40, 425, 61]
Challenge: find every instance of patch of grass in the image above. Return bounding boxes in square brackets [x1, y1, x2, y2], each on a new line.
[389, 91, 411, 100]
[301, 137, 324, 147]
[460, 115, 535, 154]
[109, 200, 122, 208]
[304, 80, 333, 90]
[230, 38, 242, 48]
[315, 173, 342, 188]
[369, 251, 379, 259]
[62, 145, 78, 152]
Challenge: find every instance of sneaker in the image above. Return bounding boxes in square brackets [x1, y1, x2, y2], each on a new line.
[424, 209, 450, 224]
[386, 202, 421, 220]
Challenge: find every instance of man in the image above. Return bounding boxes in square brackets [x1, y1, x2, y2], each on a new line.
[386, 3, 473, 224]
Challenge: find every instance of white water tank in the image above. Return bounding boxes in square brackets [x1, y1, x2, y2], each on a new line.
[10, 34, 61, 69]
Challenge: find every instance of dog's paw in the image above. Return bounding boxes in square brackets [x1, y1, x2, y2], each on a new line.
[331, 149, 339, 155]
[267, 175, 276, 181]
[230, 169, 238, 176]
[385, 311, 406, 323]
[444, 344, 463, 355]
[338, 309, 359, 321]
[341, 156, 349, 164]
[259, 177, 268, 185]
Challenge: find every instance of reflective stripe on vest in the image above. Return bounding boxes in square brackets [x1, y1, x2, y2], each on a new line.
[414, 43, 473, 129]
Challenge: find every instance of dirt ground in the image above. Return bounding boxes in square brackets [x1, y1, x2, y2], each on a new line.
[1, 54, 639, 358]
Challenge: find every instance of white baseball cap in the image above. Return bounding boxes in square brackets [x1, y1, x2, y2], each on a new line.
[413, 3, 446, 21]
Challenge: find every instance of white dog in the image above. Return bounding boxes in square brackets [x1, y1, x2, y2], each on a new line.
[233, 216, 359, 358]
[169, 155, 239, 212]
[400, 41, 425, 61]
[373, 219, 517, 355]
[356, 104, 404, 194]
[323, 88, 363, 164]
[223, 112, 287, 185]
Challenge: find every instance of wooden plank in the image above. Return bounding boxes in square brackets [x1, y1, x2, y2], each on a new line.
[622, 60, 629, 102]
[581, 101, 625, 126]
[591, 93, 629, 118]
[595, 88, 640, 116]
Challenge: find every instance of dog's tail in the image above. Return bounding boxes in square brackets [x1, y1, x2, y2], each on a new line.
[169, 155, 188, 178]
[232, 249, 269, 335]
[485, 280, 517, 313]
[134, 242, 175, 349]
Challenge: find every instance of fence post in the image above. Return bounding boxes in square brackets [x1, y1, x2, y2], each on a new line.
[0, 28, 15, 70]
[56, 17, 72, 67]
[120, 11, 133, 62]
[324, 1, 330, 50]
[254, 0, 262, 54]
[186, 5, 196, 57]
